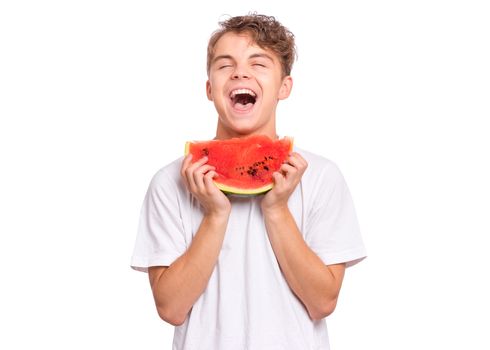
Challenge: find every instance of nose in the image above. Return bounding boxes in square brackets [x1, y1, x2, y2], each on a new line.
[231, 66, 250, 80]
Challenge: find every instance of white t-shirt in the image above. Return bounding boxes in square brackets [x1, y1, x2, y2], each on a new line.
[131, 147, 367, 350]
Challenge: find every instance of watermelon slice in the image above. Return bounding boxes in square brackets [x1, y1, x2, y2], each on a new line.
[185, 135, 293, 195]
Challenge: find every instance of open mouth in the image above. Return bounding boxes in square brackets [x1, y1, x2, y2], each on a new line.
[229, 88, 257, 111]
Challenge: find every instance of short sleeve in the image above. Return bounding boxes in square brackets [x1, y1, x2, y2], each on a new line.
[305, 162, 367, 267]
[131, 169, 187, 272]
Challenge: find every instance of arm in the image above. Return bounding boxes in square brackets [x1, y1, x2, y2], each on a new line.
[148, 155, 231, 326]
[261, 152, 345, 320]
[263, 207, 345, 320]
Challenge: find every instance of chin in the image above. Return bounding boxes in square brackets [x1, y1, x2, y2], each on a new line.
[226, 126, 258, 137]
[222, 121, 273, 138]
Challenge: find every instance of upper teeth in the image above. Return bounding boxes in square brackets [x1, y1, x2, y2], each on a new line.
[230, 89, 256, 98]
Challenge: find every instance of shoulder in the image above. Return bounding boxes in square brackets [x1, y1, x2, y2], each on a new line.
[148, 157, 185, 191]
[294, 146, 343, 183]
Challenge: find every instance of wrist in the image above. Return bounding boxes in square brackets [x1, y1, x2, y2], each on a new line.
[204, 208, 231, 222]
[261, 204, 290, 221]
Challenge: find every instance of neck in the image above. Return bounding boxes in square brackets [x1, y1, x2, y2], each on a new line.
[215, 128, 278, 140]
[215, 121, 277, 140]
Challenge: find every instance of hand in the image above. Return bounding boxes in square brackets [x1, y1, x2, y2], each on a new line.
[181, 154, 231, 217]
[261, 152, 308, 214]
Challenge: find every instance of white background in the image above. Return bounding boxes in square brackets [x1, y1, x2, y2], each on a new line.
[1, 0, 489, 349]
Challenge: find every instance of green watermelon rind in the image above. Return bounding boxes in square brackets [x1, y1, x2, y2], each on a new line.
[184, 136, 293, 195]
[216, 182, 274, 195]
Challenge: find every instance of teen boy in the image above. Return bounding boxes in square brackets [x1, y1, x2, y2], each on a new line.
[131, 13, 366, 350]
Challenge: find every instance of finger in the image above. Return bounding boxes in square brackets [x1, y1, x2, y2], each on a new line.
[280, 163, 297, 179]
[286, 156, 307, 178]
[191, 155, 209, 167]
[272, 171, 285, 187]
[289, 151, 305, 160]
[193, 164, 216, 192]
[180, 154, 193, 178]
[297, 153, 308, 169]
[181, 155, 197, 191]
[184, 156, 209, 190]
[285, 155, 301, 168]
[287, 152, 308, 170]
[203, 170, 219, 192]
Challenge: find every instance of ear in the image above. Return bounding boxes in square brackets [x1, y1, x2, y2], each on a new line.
[278, 76, 293, 100]
[206, 80, 213, 101]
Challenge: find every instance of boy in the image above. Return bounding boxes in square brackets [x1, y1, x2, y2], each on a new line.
[131, 13, 366, 349]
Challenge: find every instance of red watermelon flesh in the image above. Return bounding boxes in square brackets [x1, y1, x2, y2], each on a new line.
[185, 135, 293, 195]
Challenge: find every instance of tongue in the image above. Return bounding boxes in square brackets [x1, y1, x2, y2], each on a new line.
[234, 102, 254, 111]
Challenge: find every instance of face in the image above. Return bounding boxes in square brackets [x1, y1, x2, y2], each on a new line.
[206, 32, 293, 139]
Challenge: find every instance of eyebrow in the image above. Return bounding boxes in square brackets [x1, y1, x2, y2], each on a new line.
[212, 55, 233, 64]
[248, 53, 274, 62]
[212, 53, 275, 64]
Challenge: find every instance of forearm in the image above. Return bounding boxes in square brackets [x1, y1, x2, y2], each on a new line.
[263, 206, 344, 320]
[150, 212, 229, 325]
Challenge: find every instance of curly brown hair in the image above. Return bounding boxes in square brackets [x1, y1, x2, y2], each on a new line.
[207, 13, 297, 77]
